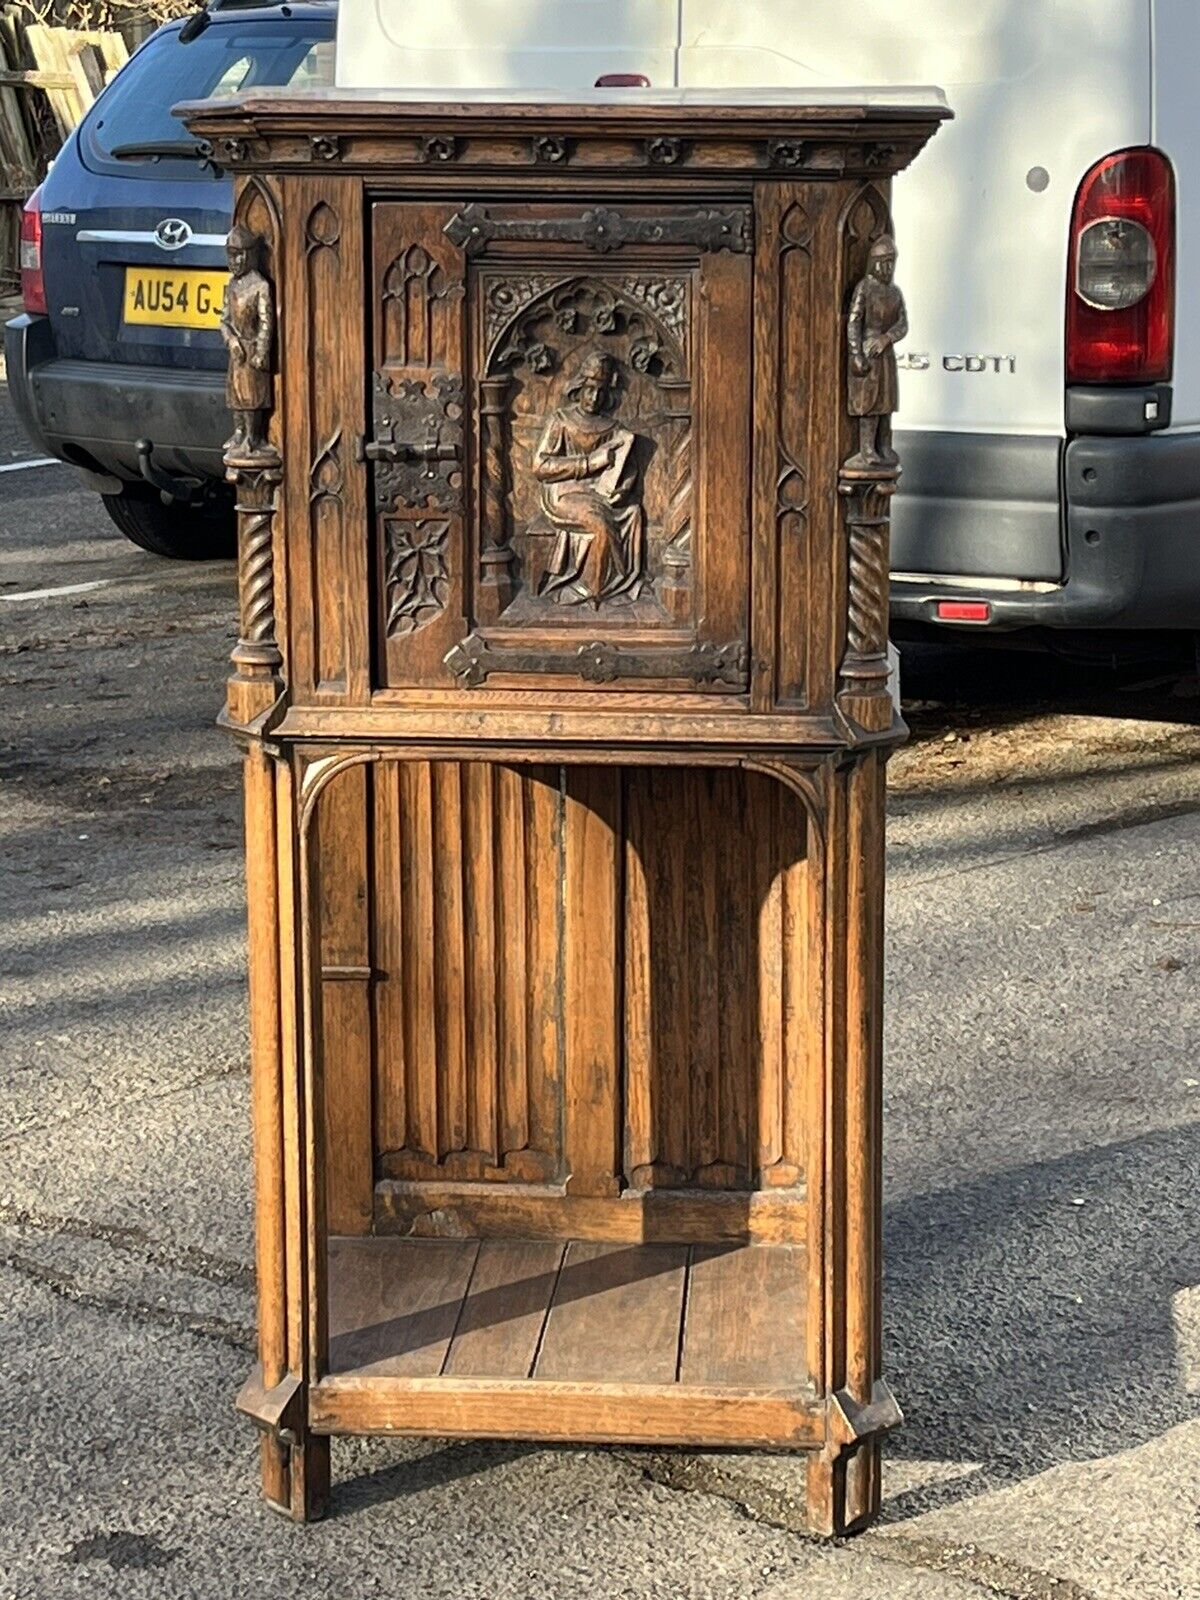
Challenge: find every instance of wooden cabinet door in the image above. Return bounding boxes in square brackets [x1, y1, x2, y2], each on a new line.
[369, 198, 754, 694]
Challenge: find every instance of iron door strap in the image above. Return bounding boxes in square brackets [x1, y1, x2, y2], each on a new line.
[363, 371, 464, 512]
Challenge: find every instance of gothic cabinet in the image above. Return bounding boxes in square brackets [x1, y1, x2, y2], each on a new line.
[181, 91, 948, 1537]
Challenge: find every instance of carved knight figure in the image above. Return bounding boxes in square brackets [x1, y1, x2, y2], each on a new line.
[533, 351, 648, 608]
[220, 225, 274, 459]
[846, 234, 908, 470]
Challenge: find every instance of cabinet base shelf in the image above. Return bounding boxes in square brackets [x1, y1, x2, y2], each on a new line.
[308, 1235, 820, 1448]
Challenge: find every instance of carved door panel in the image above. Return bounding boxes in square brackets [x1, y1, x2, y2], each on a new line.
[371, 202, 469, 686]
[369, 198, 754, 693]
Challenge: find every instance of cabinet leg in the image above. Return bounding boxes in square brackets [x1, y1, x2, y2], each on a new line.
[260, 1433, 291, 1514]
[806, 1438, 881, 1537]
[286, 1433, 330, 1523]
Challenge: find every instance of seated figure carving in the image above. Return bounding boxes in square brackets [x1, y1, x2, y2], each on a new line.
[533, 351, 648, 607]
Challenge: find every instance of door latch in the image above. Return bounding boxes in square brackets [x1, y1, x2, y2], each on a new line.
[365, 371, 464, 511]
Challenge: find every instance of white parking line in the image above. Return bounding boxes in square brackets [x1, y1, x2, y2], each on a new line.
[1, 578, 111, 603]
[0, 456, 62, 473]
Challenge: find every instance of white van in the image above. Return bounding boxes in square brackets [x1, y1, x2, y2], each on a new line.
[338, 0, 1198, 639]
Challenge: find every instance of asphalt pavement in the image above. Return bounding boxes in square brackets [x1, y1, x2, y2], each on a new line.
[2, 382, 1198, 1600]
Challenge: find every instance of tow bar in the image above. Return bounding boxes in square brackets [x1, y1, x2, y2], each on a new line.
[135, 437, 205, 505]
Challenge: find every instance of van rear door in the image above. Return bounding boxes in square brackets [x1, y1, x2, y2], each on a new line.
[336, 0, 682, 91]
[679, 0, 1151, 582]
[337, 0, 1152, 588]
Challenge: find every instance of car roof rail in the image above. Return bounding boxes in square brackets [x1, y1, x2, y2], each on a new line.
[178, 0, 335, 42]
[208, 0, 336, 8]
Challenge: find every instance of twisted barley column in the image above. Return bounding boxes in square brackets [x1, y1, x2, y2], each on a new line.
[230, 462, 283, 680]
[661, 380, 692, 581]
[837, 475, 896, 732]
[664, 418, 692, 568]
[478, 376, 513, 586]
[844, 501, 889, 662]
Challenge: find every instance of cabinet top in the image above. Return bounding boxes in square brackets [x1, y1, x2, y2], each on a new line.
[182, 85, 950, 114]
[178, 89, 949, 178]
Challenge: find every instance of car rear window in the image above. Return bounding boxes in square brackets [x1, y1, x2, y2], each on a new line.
[80, 18, 334, 179]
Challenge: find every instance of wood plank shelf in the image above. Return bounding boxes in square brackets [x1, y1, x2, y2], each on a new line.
[328, 1235, 808, 1385]
[312, 1236, 819, 1447]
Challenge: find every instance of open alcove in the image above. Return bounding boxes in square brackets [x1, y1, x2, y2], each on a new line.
[308, 757, 821, 1440]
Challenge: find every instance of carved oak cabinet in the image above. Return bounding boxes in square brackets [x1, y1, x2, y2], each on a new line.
[181, 88, 948, 1536]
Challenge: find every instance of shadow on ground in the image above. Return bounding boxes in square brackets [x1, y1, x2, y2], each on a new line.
[883, 1121, 1200, 1520]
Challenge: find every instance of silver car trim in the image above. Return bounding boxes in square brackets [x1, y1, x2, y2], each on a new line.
[75, 228, 228, 248]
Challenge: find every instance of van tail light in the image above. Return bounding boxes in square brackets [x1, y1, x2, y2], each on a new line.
[20, 187, 47, 316]
[1066, 148, 1174, 384]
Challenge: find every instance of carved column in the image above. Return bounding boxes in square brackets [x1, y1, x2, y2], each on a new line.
[227, 455, 285, 724]
[835, 463, 897, 734]
[659, 377, 692, 621]
[836, 229, 907, 736]
[476, 373, 516, 619]
[222, 222, 285, 728]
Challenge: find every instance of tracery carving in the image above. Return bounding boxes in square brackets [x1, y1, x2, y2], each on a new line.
[304, 200, 340, 256]
[484, 275, 555, 350]
[382, 244, 464, 366]
[309, 430, 343, 507]
[622, 277, 687, 344]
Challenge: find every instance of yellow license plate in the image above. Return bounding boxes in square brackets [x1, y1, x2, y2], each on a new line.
[123, 266, 226, 330]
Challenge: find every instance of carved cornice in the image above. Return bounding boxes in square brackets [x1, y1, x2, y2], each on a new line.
[184, 128, 938, 183]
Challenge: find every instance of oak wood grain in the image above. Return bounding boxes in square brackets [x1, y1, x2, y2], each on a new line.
[681, 1242, 807, 1388]
[442, 1240, 565, 1378]
[534, 1242, 688, 1384]
[327, 1236, 478, 1377]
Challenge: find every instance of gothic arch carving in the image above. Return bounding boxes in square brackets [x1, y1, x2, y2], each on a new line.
[484, 273, 689, 378]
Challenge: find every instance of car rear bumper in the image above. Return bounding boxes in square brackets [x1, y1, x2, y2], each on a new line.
[5, 312, 227, 490]
[891, 427, 1200, 632]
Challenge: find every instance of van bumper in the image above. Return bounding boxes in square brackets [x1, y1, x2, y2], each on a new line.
[890, 428, 1200, 632]
[5, 313, 227, 491]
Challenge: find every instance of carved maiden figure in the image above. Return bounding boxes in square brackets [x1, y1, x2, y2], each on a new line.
[845, 234, 908, 470]
[220, 225, 274, 459]
[533, 351, 648, 607]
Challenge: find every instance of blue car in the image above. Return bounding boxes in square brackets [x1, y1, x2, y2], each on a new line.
[5, 0, 335, 557]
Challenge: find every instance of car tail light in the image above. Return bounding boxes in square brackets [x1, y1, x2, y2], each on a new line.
[20, 187, 47, 316]
[1066, 148, 1174, 383]
[936, 600, 991, 623]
